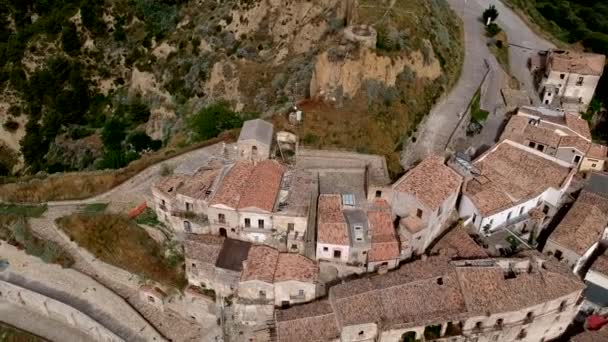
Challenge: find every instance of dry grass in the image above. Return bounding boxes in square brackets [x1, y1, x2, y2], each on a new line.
[0, 131, 236, 203]
[0, 322, 46, 342]
[56, 213, 186, 289]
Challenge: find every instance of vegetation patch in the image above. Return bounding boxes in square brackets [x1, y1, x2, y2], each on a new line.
[0, 215, 74, 268]
[0, 322, 47, 342]
[0, 204, 47, 217]
[80, 203, 109, 214]
[488, 31, 510, 74]
[505, 0, 608, 140]
[0, 132, 235, 203]
[56, 213, 186, 289]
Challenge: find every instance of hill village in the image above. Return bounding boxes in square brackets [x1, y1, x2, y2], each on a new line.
[133, 49, 608, 341]
[1, 8, 608, 342]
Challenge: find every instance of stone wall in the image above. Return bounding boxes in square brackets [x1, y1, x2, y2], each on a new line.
[0, 280, 124, 342]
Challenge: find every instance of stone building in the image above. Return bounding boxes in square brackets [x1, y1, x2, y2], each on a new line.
[207, 160, 286, 242]
[366, 201, 400, 272]
[151, 165, 222, 234]
[544, 172, 608, 275]
[501, 106, 607, 172]
[390, 156, 462, 259]
[237, 119, 274, 161]
[275, 254, 585, 342]
[184, 235, 252, 296]
[581, 248, 608, 316]
[459, 140, 575, 236]
[538, 50, 606, 112]
[316, 194, 353, 264]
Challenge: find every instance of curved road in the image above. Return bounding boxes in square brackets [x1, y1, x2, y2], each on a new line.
[401, 0, 554, 168]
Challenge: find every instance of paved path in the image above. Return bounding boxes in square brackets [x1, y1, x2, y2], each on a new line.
[401, 0, 554, 168]
[0, 303, 95, 342]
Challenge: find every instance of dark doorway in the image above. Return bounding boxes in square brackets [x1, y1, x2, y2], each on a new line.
[219, 228, 227, 237]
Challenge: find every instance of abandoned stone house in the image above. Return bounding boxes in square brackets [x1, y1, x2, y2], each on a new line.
[184, 235, 251, 297]
[152, 120, 315, 252]
[275, 253, 585, 342]
[544, 172, 608, 275]
[237, 245, 319, 309]
[388, 155, 463, 259]
[501, 106, 607, 172]
[459, 140, 576, 237]
[184, 235, 319, 309]
[537, 50, 606, 112]
[237, 118, 273, 161]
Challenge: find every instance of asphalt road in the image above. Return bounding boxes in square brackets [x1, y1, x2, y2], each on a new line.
[401, 0, 554, 168]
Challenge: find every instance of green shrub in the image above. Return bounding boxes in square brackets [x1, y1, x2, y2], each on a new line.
[188, 103, 243, 141]
[61, 22, 81, 55]
[485, 23, 502, 37]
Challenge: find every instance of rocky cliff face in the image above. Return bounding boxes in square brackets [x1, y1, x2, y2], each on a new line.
[0, 0, 462, 175]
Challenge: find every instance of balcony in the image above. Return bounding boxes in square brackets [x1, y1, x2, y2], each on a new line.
[171, 210, 209, 225]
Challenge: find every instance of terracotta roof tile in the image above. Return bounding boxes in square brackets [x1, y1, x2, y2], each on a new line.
[241, 246, 279, 283]
[238, 160, 285, 212]
[431, 226, 488, 259]
[211, 160, 285, 211]
[368, 209, 400, 262]
[571, 327, 608, 342]
[210, 162, 254, 208]
[550, 191, 608, 255]
[591, 250, 608, 276]
[465, 141, 572, 215]
[548, 50, 606, 76]
[400, 216, 425, 234]
[184, 234, 225, 264]
[559, 135, 591, 154]
[393, 156, 462, 210]
[317, 194, 349, 245]
[588, 144, 608, 160]
[275, 253, 319, 283]
[176, 168, 221, 200]
[457, 259, 585, 314]
[279, 256, 584, 334]
[276, 300, 339, 342]
[153, 175, 187, 198]
[565, 113, 592, 139]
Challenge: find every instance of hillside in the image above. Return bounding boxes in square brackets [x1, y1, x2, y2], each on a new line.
[505, 0, 608, 141]
[0, 0, 463, 177]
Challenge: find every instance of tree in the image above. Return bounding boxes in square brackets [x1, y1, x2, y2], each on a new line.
[483, 5, 499, 25]
[126, 131, 162, 152]
[188, 103, 243, 141]
[102, 119, 126, 151]
[61, 22, 81, 55]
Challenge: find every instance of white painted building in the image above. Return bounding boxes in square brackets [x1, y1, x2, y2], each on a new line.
[539, 50, 606, 112]
[459, 140, 575, 235]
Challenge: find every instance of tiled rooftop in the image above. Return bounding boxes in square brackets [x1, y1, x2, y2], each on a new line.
[548, 50, 606, 76]
[184, 234, 225, 264]
[367, 209, 400, 262]
[241, 246, 279, 283]
[210, 162, 254, 209]
[276, 300, 339, 342]
[456, 259, 584, 314]
[400, 216, 425, 234]
[277, 255, 584, 335]
[210, 160, 285, 212]
[591, 250, 608, 276]
[317, 194, 349, 245]
[240, 245, 319, 284]
[564, 113, 592, 139]
[431, 226, 488, 259]
[176, 168, 221, 200]
[465, 141, 572, 215]
[588, 144, 608, 160]
[549, 191, 608, 256]
[153, 175, 187, 198]
[275, 253, 319, 283]
[393, 156, 462, 210]
[571, 327, 608, 342]
[559, 135, 591, 153]
[238, 160, 285, 212]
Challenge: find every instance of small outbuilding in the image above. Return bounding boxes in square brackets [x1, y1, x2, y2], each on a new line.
[237, 119, 274, 161]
